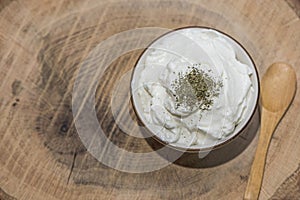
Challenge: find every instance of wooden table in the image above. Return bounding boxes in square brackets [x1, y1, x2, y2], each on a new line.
[0, 0, 299, 199]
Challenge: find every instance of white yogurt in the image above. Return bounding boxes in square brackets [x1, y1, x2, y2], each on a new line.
[131, 28, 257, 149]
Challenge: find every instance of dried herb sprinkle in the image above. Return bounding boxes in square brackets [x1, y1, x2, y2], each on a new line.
[171, 64, 223, 111]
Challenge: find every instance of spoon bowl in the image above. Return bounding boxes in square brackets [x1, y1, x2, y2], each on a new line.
[262, 62, 297, 112]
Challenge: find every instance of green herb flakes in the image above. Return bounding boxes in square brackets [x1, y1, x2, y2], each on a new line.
[171, 65, 223, 111]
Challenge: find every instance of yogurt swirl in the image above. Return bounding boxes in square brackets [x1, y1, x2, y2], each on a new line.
[132, 28, 254, 148]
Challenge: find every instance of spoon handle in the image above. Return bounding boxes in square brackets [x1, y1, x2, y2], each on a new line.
[244, 108, 280, 200]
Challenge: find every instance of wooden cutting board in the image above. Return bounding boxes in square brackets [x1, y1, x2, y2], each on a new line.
[0, 0, 299, 199]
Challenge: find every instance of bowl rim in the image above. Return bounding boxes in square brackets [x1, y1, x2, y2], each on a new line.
[130, 25, 260, 153]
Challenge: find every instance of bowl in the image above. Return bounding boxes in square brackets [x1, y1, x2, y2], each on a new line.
[131, 26, 259, 153]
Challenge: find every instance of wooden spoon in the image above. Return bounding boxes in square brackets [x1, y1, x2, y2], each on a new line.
[244, 62, 297, 200]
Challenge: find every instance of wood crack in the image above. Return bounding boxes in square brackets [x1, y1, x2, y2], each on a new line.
[67, 152, 77, 185]
[285, 0, 300, 18]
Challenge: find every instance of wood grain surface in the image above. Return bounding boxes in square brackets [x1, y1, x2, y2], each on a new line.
[0, 0, 299, 199]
